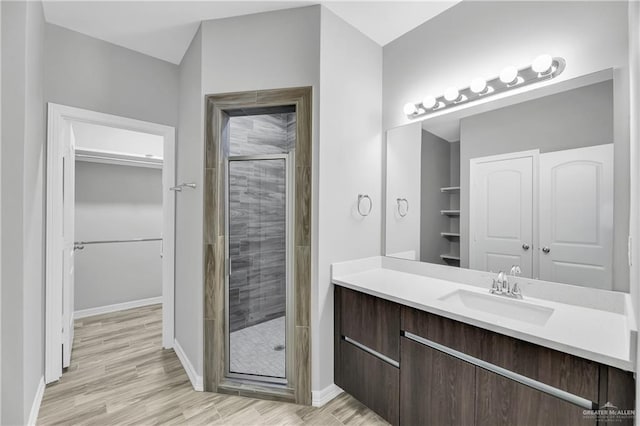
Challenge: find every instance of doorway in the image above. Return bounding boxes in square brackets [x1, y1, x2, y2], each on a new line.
[204, 88, 312, 404]
[45, 104, 176, 383]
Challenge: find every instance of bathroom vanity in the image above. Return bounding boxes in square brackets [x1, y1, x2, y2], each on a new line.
[331, 257, 636, 426]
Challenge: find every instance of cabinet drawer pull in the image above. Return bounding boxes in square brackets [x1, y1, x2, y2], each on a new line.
[402, 331, 596, 410]
[343, 336, 400, 368]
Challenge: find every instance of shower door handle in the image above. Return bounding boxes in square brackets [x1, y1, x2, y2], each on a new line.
[226, 258, 231, 276]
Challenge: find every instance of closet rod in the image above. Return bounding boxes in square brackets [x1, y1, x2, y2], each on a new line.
[74, 237, 162, 246]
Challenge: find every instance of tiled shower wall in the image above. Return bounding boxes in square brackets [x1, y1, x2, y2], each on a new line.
[228, 113, 296, 332]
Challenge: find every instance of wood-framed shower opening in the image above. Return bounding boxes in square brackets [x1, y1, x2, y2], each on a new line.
[203, 87, 312, 404]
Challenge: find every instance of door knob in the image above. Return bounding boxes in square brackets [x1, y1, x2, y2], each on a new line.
[522, 243, 530, 251]
[542, 246, 551, 254]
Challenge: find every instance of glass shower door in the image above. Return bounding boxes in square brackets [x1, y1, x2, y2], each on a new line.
[226, 155, 289, 383]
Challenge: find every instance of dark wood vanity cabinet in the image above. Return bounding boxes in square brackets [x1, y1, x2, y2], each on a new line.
[334, 286, 400, 425]
[475, 368, 595, 426]
[338, 339, 399, 424]
[334, 285, 636, 426]
[401, 306, 601, 403]
[400, 336, 475, 426]
[339, 286, 400, 360]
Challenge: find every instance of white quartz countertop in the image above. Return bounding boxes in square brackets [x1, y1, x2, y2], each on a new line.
[332, 257, 637, 372]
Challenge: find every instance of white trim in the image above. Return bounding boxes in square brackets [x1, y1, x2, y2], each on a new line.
[75, 148, 163, 169]
[173, 339, 203, 392]
[312, 384, 343, 407]
[27, 377, 45, 426]
[46, 103, 176, 383]
[74, 296, 163, 319]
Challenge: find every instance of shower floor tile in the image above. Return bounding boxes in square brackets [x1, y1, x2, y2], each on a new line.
[230, 316, 286, 379]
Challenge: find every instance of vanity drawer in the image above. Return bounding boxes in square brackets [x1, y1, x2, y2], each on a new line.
[338, 286, 400, 361]
[339, 338, 399, 425]
[401, 306, 600, 402]
[475, 368, 596, 426]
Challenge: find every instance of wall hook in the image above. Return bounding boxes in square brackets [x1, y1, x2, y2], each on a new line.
[170, 182, 197, 192]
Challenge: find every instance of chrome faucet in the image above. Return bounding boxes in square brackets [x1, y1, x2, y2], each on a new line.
[489, 267, 523, 299]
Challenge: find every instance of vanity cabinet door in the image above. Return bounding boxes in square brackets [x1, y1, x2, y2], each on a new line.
[401, 306, 600, 402]
[340, 286, 400, 361]
[475, 368, 595, 426]
[400, 337, 475, 426]
[339, 339, 400, 425]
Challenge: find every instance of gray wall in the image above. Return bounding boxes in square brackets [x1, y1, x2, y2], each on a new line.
[1, 1, 46, 424]
[459, 80, 629, 291]
[175, 6, 322, 379]
[317, 6, 382, 393]
[44, 23, 179, 127]
[74, 162, 162, 311]
[228, 114, 294, 332]
[176, 26, 203, 375]
[420, 130, 451, 265]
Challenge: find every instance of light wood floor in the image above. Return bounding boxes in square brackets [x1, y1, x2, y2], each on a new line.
[38, 305, 387, 425]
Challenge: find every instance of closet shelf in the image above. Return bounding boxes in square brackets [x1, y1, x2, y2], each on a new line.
[440, 232, 460, 238]
[76, 148, 163, 169]
[440, 254, 461, 261]
[440, 209, 460, 216]
[440, 186, 460, 193]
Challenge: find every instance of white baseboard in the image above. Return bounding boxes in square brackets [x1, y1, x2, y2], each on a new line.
[312, 384, 343, 407]
[173, 339, 203, 392]
[74, 296, 162, 319]
[27, 376, 45, 426]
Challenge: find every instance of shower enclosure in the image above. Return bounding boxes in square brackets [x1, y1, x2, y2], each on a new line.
[225, 111, 295, 384]
[204, 88, 311, 403]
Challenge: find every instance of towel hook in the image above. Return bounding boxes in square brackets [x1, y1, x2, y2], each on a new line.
[357, 194, 372, 217]
[170, 182, 197, 192]
[397, 198, 409, 217]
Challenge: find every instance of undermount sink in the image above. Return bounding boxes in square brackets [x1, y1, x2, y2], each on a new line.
[438, 289, 554, 326]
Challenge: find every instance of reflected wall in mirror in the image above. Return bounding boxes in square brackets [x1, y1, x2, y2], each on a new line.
[385, 77, 629, 291]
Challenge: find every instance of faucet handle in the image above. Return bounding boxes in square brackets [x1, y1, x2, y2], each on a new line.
[510, 265, 521, 276]
[511, 282, 523, 299]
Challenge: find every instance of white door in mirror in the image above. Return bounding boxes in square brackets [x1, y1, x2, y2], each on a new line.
[470, 152, 534, 277]
[539, 144, 613, 289]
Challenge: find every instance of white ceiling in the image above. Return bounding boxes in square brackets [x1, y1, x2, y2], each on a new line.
[42, 1, 460, 65]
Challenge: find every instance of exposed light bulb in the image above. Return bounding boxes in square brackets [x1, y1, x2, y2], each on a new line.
[403, 102, 418, 116]
[444, 87, 460, 102]
[470, 78, 487, 94]
[499, 66, 519, 85]
[532, 54, 553, 74]
[422, 95, 437, 109]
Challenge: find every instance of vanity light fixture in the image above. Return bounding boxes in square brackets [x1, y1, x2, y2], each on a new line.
[403, 102, 418, 116]
[444, 87, 463, 103]
[470, 77, 489, 95]
[403, 55, 566, 118]
[422, 95, 438, 110]
[532, 54, 553, 75]
[499, 66, 519, 85]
